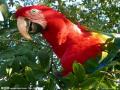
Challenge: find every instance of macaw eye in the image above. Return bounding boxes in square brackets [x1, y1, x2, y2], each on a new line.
[30, 9, 39, 14]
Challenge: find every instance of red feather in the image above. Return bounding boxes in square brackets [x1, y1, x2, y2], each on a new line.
[16, 5, 107, 76]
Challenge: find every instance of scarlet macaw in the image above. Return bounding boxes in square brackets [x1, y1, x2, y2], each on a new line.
[15, 5, 120, 76]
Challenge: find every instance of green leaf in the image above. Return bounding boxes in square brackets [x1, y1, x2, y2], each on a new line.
[38, 49, 50, 71]
[24, 66, 35, 82]
[15, 56, 29, 68]
[114, 38, 120, 49]
[80, 77, 99, 89]
[0, 64, 6, 77]
[105, 79, 116, 89]
[6, 67, 12, 76]
[0, 79, 10, 87]
[62, 73, 76, 88]
[97, 83, 109, 89]
[73, 62, 86, 82]
[30, 64, 46, 80]
[11, 58, 22, 72]
[44, 78, 56, 90]
[10, 73, 29, 87]
[83, 58, 99, 73]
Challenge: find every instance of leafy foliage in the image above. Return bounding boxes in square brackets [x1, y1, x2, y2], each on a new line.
[0, 0, 120, 90]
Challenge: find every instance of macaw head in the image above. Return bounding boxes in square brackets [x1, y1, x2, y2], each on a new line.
[16, 5, 65, 40]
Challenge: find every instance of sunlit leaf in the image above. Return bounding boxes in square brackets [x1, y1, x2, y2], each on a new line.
[6, 68, 12, 76]
[73, 62, 86, 82]
[24, 66, 35, 82]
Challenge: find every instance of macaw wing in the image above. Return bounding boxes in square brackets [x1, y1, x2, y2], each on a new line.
[97, 35, 120, 69]
[83, 33, 120, 73]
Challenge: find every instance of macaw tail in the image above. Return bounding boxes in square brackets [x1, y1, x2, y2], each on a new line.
[84, 33, 120, 73]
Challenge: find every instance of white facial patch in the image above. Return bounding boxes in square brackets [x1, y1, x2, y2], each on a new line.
[26, 9, 47, 29]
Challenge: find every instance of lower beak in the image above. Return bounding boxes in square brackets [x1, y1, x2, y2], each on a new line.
[17, 17, 32, 40]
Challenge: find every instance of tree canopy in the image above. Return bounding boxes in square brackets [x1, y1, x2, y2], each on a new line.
[0, 0, 120, 89]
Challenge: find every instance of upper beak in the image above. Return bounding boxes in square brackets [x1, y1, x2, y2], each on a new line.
[17, 17, 32, 40]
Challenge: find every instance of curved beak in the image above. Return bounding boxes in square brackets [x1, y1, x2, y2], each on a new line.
[17, 17, 32, 40]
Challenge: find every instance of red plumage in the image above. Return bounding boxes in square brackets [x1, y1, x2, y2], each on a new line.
[16, 5, 107, 76]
